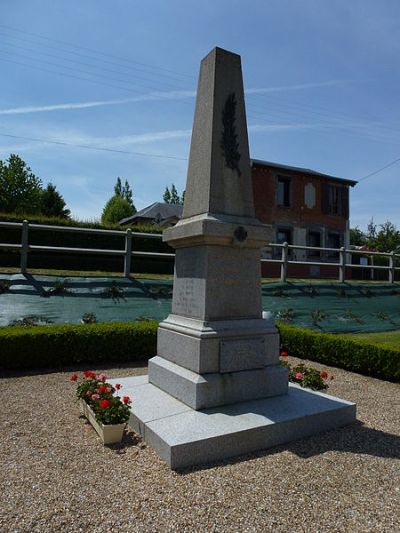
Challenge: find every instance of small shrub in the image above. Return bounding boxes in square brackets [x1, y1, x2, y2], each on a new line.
[8, 315, 52, 327]
[310, 308, 327, 324]
[81, 312, 97, 324]
[276, 308, 294, 323]
[278, 323, 400, 382]
[101, 282, 126, 301]
[343, 309, 364, 324]
[304, 284, 319, 297]
[0, 280, 11, 294]
[47, 280, 73, 296]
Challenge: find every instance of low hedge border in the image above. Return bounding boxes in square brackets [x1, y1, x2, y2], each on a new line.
[1, 320, 398, 382]
[278, 323, 400, 383]
[0, 321, 158, 371]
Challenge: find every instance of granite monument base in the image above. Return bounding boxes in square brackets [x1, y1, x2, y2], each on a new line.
[109, 375, 356, 470]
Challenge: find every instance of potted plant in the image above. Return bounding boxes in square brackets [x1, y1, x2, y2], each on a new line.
[70, 371, 132, 444]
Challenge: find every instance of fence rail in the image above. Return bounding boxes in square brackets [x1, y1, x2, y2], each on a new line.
[0, 220, 399, 282]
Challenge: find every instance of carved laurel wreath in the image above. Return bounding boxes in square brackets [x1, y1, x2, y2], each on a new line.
[220, 92, 241, 175]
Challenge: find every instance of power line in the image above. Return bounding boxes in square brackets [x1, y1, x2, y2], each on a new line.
[0, 132, 188, 161]
[358, 156, 400, 182]
[0, 24, 195, 81]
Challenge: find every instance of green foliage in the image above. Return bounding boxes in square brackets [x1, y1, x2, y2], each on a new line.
[278, 323, 400, 382]
[114, 177, 136, 212]
[101, 282, 126, 301]
[40, 183, 70, 218]
[0, 154, 43, 214]
[276, 308, 294, 323]
[101, 195, 135, 225]
[0, 321, 158, 370]
[82, 312, 97, 324]
[163, 187, 171, 203]
[350, 218, 400, 252]
[46, 279, 74, 296]
[310, 308, 327, 324]
[280, 359, 329, 391]
[8, 315, 52, 327]
[163, 183, 184, 205]
[349, 226, 366, 247]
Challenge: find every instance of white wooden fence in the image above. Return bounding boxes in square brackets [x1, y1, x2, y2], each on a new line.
[0, 220, 399, 283]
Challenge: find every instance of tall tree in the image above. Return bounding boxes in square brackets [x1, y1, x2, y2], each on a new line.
[163, 183, 184, 205]
[40, 183, 71, 218]
[0, 154, 43, 214]
[114, 177, 136, 212]
[170, 184, 180, 204]
[163, 186, 171, 203]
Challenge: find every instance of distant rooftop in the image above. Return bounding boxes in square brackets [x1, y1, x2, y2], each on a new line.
[119, 202, 183, 225]
[251, 159, 357, 187]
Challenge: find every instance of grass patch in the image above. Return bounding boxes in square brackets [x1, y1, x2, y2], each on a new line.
[344, 330, 400, 350]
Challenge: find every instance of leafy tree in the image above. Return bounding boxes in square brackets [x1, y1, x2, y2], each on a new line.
[349, 226, 366, 247]
[163, 183, 185, 205]
[374, 221, 400, 252]
[0, 154, 43, 214]
[163, 186, 171, 204]
[170, 184, 180, 204]
[114, 177, 136, 211]
[350, 219, 400, 252]
[40, 183, 71, 218]
[101, 195, 134, 225]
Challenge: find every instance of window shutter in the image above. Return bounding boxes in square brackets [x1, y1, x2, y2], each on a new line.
[321, 183, 330, 214]
[341, 187, 349, 218]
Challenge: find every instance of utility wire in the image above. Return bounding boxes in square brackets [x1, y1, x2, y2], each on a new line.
[0, 132, 188, 161]
[358, 156, 400, 182]
[0, 24, 194, 81]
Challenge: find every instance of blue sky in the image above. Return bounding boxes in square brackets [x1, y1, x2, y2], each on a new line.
[0, 0, 399, 229]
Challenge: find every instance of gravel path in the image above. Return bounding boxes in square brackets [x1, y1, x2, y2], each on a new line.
[1, 359, 399, 533]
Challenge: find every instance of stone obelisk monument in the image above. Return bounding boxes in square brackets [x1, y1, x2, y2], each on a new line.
[112, 48, 356, 469]
[148, 47, 288, 409]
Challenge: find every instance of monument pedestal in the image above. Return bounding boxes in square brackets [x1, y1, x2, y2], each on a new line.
[109, 375, 356, 470]
[112, 47, 356, 469]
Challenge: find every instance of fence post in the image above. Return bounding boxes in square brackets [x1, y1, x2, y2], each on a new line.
[20, 219, 29, 274]
[389, 251, 395, 284]
[124, 228, 132, 277]
[339, 246, 346, 283]
[280, 242, 288, 283]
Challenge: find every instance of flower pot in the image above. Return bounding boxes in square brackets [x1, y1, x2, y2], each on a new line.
[79, 399, 125, 445]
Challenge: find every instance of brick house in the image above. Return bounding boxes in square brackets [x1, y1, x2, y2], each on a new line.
[251, 159, 357, 278]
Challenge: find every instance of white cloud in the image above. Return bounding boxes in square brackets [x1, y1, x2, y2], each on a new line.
[0, 80, 349, 116]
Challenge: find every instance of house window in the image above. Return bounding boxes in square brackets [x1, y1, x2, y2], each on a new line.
[277, 228, 292, 245]
[276, 227, 292, 258]
[322, 184, 349, 217]
[308, 230, 321, 257]
[327, 232, 341, 258]
[277, 176, 291, 207]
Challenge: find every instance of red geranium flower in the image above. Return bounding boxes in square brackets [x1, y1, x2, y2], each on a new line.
[70, 374, 78, 381]
[98, 384, 107, 394]
[295, 372, 303, 380]
[123, 396, 130, 405]
[115, 384, 121, 390]
[330, 375, 334, 380]
[99, 399, 110, 409]
[321, 371, 328, 379]
[280, 351, 288, 357]
[83, 370, 96, 379]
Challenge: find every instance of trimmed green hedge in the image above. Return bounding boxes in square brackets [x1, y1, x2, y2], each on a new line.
[1, 319, 398, 382]
[0, 321, 158, 370]
[278, 323, 400, 382]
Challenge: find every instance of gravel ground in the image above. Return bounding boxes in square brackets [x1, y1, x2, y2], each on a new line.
[1, 359, 399, 533]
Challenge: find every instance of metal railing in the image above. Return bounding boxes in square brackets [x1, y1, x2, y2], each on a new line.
[0, 220, 399, 283]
